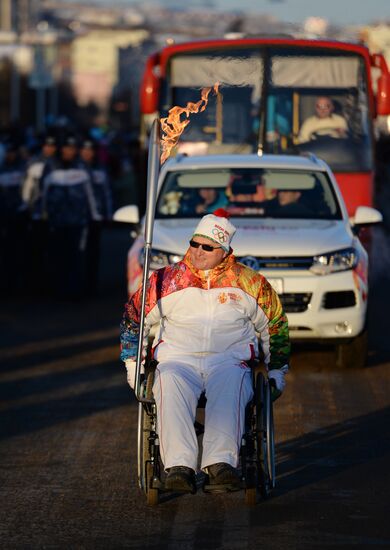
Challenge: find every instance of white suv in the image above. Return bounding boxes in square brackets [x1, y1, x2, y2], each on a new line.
[115, 154, 382, 368]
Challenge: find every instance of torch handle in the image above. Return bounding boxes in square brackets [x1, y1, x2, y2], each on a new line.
[134, 119, 161, 402]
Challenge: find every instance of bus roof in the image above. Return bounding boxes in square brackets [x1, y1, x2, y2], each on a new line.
[158, 37, 371, 73]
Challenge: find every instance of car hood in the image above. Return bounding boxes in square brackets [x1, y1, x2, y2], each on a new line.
[151, 218, 354, 256]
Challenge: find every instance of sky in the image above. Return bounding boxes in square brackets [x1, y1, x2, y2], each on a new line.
[211, 0, 390, 25]
[117, 0, 390, 26]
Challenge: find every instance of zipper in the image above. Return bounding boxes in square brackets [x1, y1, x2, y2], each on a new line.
[205, 271, 212, 347]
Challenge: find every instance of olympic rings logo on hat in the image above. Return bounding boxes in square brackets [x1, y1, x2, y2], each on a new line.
[212, 228, 228, 242]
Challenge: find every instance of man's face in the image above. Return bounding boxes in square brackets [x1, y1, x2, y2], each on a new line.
[42, 144, 56, 158]
[80, 147, 95, 163]
[199, 188, 217, 202]
[315, 98, 333, 119]
[278, 190, 301, 206]
[189, 236, 227, 270]
[61, 145, 77, 161]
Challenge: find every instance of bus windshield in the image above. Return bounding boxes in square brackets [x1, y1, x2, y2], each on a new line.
[162, 49, 263, 154]
[162, 47, 373, 171]
[266, 49, 373, 172]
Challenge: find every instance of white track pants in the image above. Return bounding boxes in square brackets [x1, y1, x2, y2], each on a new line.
[152, 352, 253, 471]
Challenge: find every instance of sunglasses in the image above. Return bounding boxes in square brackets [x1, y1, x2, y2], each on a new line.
[189, 239, 222, 252]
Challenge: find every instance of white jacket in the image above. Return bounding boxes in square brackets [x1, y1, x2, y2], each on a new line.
[120, 252, 290, 370]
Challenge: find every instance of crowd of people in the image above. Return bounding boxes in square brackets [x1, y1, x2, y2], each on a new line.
[0, 125, 139, 299]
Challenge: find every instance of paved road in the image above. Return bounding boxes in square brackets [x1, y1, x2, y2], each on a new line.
[0, 223, 389, 549]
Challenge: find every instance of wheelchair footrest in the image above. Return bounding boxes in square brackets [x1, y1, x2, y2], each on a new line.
[151, 477, 164, 490]
[203, 482, 244, 494]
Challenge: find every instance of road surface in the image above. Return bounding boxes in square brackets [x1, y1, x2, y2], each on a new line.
[0, 221, 389, 549]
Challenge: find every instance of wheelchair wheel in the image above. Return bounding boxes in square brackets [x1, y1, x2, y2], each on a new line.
[137, 396, 160, 505]
[255, 372, 275, 499]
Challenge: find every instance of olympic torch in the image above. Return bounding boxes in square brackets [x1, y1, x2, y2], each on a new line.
[134, 118, 161, 401]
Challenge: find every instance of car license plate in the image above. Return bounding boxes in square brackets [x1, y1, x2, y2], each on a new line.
[268, 278, 284, 295]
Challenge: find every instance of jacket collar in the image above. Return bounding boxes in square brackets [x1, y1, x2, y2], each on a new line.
[183, 250, 236, 281]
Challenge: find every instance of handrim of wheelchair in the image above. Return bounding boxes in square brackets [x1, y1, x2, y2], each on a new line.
[137, 362, 276, 506]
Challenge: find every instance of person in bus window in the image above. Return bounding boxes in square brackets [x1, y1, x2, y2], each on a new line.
[297, 97, 348, 144]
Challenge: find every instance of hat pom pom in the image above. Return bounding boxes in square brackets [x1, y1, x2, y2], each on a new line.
[213, 208, 230, 218]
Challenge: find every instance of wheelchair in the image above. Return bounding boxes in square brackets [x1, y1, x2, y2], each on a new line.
[136, 361, 276, 506]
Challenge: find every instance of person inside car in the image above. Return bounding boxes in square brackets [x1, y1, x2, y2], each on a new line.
[120, 209, 290, 494]
[297, 96, 348, 144]
[194, 187, 228, 215]
[262, 188, 314, 217]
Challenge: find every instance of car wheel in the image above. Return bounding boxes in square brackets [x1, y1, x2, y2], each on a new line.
[335, 329, 368, 369]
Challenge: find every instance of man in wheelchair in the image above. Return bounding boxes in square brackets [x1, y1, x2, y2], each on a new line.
[120, 209, 290, 494]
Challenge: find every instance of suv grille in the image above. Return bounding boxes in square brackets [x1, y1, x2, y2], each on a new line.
[238, 256, 313, 270]
[280, 293, 312, 313]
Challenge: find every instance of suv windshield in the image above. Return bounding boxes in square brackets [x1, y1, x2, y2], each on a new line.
[156, 168, 342, 220]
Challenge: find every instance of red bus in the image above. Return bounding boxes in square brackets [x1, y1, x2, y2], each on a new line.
[139, 38, 390, 215]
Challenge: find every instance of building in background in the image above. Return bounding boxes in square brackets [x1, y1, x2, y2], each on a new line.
[0, 0, 41, 33]
[70, 28, 149, 124]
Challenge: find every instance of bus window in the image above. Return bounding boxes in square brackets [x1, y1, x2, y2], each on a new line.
[166, 51, 263, 153]
[266, 51, 373, 171]
[266, 92, 293, 151]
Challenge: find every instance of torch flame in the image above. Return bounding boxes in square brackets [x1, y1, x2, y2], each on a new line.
[160, 83, 220, 164]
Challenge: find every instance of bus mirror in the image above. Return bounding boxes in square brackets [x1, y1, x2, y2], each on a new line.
[113, 205, 140, 224]
[372, 53, 390, 116]
[376, 72, 390, 116]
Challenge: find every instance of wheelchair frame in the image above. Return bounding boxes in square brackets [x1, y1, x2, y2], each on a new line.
[136, 365, 276, 506]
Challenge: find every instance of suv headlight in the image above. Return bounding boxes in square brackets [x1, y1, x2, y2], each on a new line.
[310, 247, 358, 275]
[139, 248, 183, 270]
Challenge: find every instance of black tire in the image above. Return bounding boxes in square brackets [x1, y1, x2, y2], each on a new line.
[137, 400, 160, 505]
[265, 385, 276, 490]
[137, 402, 146, 490]
[335, 329, 368, 369]
[143, 406, 160, 505]
[255, 372, 274, 499]
[137, 401, 151, 491]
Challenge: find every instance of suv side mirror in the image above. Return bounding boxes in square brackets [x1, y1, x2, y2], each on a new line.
[351, 206, 383, 227]
[113, 205, 140, 224]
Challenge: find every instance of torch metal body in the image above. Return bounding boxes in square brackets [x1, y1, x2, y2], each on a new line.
[134, 119, 161, 402]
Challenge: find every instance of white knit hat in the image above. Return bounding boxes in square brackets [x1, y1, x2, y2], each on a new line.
[192, 209, 236, 252]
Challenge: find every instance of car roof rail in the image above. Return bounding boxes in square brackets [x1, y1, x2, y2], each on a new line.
[300, 151, 321, 165]
[174, 152, 188, 163]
